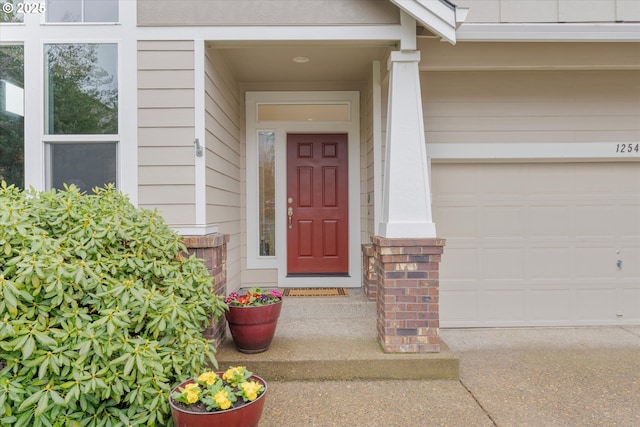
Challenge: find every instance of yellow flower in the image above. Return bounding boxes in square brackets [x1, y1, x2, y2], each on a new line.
[240, 381, 262, 401]
[214, 390, 232, 410]
[198, 371, 218, 386]
[182, 383, 201, 404]
[222, 366, 244, 386]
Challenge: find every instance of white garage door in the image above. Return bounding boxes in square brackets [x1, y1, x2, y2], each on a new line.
[432, 162, 640, 327]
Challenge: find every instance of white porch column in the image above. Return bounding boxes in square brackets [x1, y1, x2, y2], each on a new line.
[379, 51, 436, 238]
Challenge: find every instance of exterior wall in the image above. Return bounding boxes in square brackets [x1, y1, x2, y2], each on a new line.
[418, 40, 640, 71]
[138, 0, 400, 26]
[421, 69, 640, 145]
[204, 49, 243, 291]
[455, 0, 640, 23]
[137, 41, 196, 225]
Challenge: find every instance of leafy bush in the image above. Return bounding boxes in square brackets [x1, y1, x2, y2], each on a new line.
[0, 183, 227, 427]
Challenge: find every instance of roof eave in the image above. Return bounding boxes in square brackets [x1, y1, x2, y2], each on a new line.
[389, 0, 461, 45]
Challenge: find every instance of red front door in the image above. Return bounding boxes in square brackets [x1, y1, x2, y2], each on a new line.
[287, 134, 349, 274]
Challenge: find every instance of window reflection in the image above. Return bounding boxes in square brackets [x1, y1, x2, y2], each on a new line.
[46, 0, 118, 23]
[0, 45, 24, 188]
[259, 131, 276, 256]
[45, 43, 118, 135]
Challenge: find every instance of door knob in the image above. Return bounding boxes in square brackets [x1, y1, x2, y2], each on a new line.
[287, 207, 293, 229]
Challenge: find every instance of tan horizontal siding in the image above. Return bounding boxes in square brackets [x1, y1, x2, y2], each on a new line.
[204, 48, 242, 290]
[138, 50, 195, 70]
[138, 204, 196, 226]
[137, 0, 399, 26]
[137, 40, 196, 227]
[138, 185, 195, 205]
[139, 166, 195, 185]
[425, 130, 640, 144]
[138, 89, 194, 109]
[455, 0, 638, 23]
[423, 70, 640, 144]
[138, 128, 194, 147]
[138, 108, 195, 128]
[419, 40, 640, 71]
[138, 70, 195, 89]
[138, 147, 194, 165]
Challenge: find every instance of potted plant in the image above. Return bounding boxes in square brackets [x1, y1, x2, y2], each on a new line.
[224, 288, 283, 353]
[170, 366, 267, 427]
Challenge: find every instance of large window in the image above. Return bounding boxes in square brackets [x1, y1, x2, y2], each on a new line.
[0, 45, 24, 188]
[45, 43, 118, 191]
[46, 0, 118, 23]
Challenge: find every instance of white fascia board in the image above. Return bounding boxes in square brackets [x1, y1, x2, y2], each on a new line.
[428, 142, 640, 162]
[390, 0, 457, 44]
[136, 25, 401, 43]
[456, 23, 640, 42]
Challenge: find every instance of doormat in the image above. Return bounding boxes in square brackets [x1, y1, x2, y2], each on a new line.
[281, 288, 349, 297]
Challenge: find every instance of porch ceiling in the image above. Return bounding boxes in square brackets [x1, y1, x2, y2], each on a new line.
[208, 43, 393, 83]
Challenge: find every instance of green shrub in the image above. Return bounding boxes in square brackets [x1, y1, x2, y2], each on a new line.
[0, 183, 227, 427]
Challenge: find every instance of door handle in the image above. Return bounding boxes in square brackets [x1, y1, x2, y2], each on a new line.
[287, 207, 293, 229]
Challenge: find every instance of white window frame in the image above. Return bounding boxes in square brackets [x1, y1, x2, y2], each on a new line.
[246, 91, 361, 288]
[44, 0, 119, 24]
[0, 1, 137, 203]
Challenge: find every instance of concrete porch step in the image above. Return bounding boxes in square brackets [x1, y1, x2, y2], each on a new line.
[215, 290, 459, 381]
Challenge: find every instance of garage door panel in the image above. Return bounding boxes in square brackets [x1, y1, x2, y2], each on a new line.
[575, 247, 617, 278]
[434, 206, 478, 237]
[440, 289, 479, 324]
[620, 286, 640, 322]
[479, 290, 525, 323]
[484, 248, 524, 279]
[481, 206, 523, 237]
[528, 248, 572, 279]
[573, 205, 621, 237]
[619, 205, 640, 236]
[434, 162, 640, 327]
[528, 206, 572, 236]
[574, 289, 618, 323]
[528, 289, 572, 322]
[440, 248, 478, 279]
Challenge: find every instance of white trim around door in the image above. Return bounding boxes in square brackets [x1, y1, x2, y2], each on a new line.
[245, 91, 361, 288]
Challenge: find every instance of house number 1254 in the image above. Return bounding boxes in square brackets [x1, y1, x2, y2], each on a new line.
[616, 143, 639, 153]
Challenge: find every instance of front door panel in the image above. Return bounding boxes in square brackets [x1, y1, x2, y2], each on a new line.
[287, 134, 348, 274]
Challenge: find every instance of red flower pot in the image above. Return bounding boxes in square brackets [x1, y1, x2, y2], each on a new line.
[225, 300, 283, 353]
[170, 375, 268, 427]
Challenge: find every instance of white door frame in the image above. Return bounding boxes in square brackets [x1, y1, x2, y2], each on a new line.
[246, 91, 361, 288]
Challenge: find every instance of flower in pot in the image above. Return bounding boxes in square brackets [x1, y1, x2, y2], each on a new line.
[224, 288, 283, 353]
[170, 366, 267, 427]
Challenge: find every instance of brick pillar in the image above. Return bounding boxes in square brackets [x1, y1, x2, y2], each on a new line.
[362, 243, 377, 301]
[183, 234, 229, 347]
[372, 236, 445, 353]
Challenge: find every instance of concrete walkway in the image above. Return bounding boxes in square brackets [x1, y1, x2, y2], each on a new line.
[258, 326, 640, 427]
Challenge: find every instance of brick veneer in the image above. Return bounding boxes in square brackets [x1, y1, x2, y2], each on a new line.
[361, 243, 377, 300]
[183, 234, 229, 347]
[371, 236, 445, 353]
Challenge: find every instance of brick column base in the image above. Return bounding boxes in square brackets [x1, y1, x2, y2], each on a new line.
[371, 236, 445, 353]
[183, 234, 229, 348]
[362, 243, 376, 301]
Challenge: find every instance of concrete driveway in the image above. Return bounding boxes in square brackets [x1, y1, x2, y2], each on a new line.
[259, 327, 640, 426]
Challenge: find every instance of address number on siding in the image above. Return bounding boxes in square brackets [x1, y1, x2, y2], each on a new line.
[616, 144, 639, 153]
